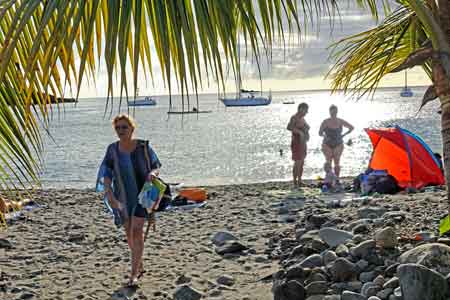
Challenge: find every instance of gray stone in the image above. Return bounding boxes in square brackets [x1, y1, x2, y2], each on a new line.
[399, 243, 450, 274]
[305, 281, 328, 296]
[358, 207, 387, 219]
[398, 263, 449, 300]
[382, 211, 406, 221]
[376, 288, 393, 299]
[355, 259, 369, 272]
[306, 272, 327, 284]
[361, 282, 381, 297]
[312, 238, 329, 252]
[375, 227, 397, 249]
[393, 287, 402, 297]
[346, 219, 372, 231]
[215, 240, 247, 255]
[372, 218, 385, 226]
[299, 230, 320, 243]
[176, 274, 192, 285]
[373, 275, 385, 287]
[331, 282, 362, 293]
[0, 238, 12, 249]
[286, 265, 305, 280]
[323, 250, 338, 266]
[353, 224, 369, 234]
[278, 206, 290, 215]
[296, 229, 307, 240]
[385, 264, 399, 277]
[216, 275, 234, 286]
[328, 258, 356, 282]
[359, 271, 376, 283]
[324, 296, 341, 300]
[352, 234, 365, 244]
[273, 280, 306, 300]
[306, 296, 327, 300]
[174, 285, 203, 300]
[341, 291, 365, 300]
[319, 228, 353, 247]
[211, 231, 238, 246]
[307, 215, 331, 229]
[383, 277, 398, 289]
[352, 240, 376, 259]
[335, 244, 350, 257]
[300, 254, 323, 268]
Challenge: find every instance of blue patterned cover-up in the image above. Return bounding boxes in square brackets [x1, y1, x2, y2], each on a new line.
[96, 140, 161, 226]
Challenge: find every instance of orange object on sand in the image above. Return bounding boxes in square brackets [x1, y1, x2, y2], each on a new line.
[178, 188, 207, 202]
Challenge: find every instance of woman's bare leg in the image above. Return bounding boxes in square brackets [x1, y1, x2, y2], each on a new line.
[322, 144, 333, 165]
[332, 144, 344, 177]
[130, 216, 145, 281]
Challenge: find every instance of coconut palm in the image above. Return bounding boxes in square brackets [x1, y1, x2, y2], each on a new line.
[327, 0, 450, 204]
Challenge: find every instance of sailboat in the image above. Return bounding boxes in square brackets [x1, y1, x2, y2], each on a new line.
[400, 71, 413, 97]
[128, 88, 157, 106]
[219, 43, 272, 107]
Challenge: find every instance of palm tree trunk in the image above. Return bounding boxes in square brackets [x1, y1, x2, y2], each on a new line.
[435, 63, 450, 208]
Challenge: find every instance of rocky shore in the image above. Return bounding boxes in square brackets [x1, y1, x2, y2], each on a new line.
[0, 181, 449, 300]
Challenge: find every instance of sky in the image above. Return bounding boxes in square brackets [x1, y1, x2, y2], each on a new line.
[77, 1, 430, 98]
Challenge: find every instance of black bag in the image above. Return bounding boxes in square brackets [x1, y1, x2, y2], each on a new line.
[374, 175, 399, 194]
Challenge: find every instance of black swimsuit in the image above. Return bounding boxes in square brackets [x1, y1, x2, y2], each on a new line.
[323, 127, 343, 149]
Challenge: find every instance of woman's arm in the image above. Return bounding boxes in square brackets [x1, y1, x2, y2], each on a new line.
[319, 120, 326, 137]
[103, 177, 120, 209]
[341, 119, 354, 136]
[146, 143, 162, 181]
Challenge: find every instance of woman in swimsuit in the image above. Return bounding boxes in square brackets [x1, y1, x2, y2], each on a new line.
[287, 103, 310, 187]
[319, 105, 354, 178]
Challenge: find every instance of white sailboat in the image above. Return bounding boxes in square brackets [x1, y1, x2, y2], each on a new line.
[219, 43, 272, 107]
[400, 71, 413, 97]
[128, 88, 157, 106]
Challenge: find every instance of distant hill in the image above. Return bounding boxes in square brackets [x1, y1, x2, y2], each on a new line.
[31, 93, 77, 104]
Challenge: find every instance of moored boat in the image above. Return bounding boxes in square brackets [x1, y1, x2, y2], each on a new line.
[220, 90, 271, 107]
[128, 96, 157, 106]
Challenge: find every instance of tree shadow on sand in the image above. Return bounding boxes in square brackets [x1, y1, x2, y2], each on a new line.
[110, 285, 138, 300]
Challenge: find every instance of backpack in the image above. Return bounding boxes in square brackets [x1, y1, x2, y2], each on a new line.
[374, 175, 399, 194]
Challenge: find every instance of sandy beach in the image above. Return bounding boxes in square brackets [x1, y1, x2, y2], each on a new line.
[1, 181, 449, 300]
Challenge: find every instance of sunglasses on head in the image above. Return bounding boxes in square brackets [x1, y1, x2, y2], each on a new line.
[115, 125, 129, 131]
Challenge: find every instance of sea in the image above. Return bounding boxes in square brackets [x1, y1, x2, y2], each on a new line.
[38, 86, 441, 189]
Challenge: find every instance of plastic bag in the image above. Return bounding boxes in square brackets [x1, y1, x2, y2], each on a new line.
[138, 178, 167, 211]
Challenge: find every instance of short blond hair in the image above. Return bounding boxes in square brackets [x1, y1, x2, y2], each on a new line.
[112, 114, 136, 130]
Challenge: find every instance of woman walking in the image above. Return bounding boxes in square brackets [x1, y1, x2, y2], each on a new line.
[96, 114, 162, 286]
[287, 102, 310, 187]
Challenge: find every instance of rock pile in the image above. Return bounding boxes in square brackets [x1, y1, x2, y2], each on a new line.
[268, 190, 450, 300]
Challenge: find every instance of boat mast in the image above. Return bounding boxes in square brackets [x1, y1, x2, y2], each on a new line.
[237, 38, 241, 99]
[404, 71, 408, 88]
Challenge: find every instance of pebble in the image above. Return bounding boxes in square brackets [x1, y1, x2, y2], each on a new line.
[216, 275, 235, 286]
[375, 227, 398, 249]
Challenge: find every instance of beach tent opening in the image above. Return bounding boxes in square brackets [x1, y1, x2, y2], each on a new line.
[365, 126, 445, 189]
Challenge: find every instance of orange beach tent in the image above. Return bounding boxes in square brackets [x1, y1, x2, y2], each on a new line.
[365, 126, 445, 189]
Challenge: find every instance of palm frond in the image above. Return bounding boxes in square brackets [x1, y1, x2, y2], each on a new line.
[327, 4, 432, 97]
